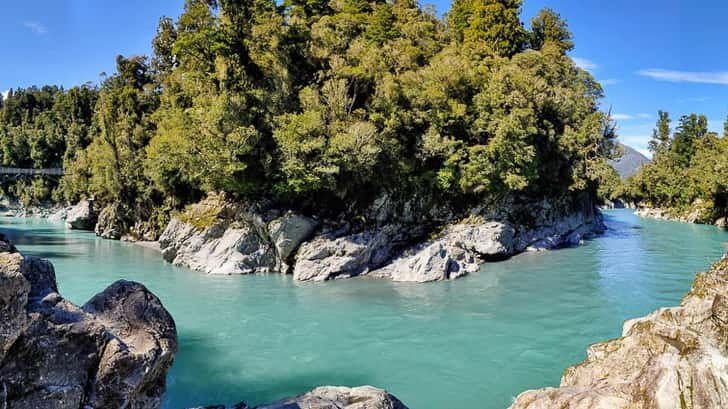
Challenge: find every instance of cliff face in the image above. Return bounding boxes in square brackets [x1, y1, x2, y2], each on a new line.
[0, 234, 178, 409]
[158, 193, 604, 283]
[510, 254, 728, 409]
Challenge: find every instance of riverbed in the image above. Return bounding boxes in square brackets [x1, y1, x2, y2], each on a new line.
[1, 209, 726, 408]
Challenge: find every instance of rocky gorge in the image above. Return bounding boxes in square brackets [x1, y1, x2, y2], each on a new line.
[510, 253, 728, 409]
[0, 232, 411, 409]
[636, 205, 728, 229]
[155, 193, 605, 283]
[2, 191, 609, 283]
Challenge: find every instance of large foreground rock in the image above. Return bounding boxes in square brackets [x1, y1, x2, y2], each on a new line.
[65, 199, 98, 230]
[0, 234, 177, 409]
[510, 254, 728, 409]
[189, 385, 409, 409]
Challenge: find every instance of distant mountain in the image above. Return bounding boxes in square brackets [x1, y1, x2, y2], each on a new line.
[609, 144, 650, 179]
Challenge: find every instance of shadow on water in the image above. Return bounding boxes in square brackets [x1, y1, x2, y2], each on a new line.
[167, 328, 376, 409]
[26, 250, 81, 259]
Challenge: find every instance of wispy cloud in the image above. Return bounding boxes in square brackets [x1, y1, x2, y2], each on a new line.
[600, 78, 620, 86]
[23, 21, 48, 36]
[612, 113, 650, 121]
[678, 96, 710, 103]
[1, 90, 8, 100]
[612, 113, 635, 120]
[638, 69, 728, 85]
[572, 57, 597, 71]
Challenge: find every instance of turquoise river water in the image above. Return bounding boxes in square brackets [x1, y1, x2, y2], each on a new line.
[2, 209, 728, 408]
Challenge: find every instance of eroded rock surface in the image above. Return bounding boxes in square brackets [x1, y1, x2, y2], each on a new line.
[65, 199, 97, 230]
[293, 225, 405, 281]
[510, 255, 728, 409]
[95, 202, 125, 239]
[0, 234, 177, 409]
[160, 193, 604, 283]
[189, 385, 409, 409]
[159, 194, 316, 275]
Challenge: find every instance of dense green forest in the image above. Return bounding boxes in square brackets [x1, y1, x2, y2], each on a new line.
[0, 0, 619, 236]
[621, 112, 728, 223]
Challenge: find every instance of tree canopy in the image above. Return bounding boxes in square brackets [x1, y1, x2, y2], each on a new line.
[0, 0, 619, 233]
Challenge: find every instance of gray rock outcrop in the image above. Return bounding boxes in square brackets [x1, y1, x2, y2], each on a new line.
[716, 217, 727, 229]
[95, 202, 125, 239]
[160, 194, 604, 283]
[293, 225, 404, 281]
[267, 211, 318, 270]
[369, 222, 513, 282]
[159, 195, 317, 275]
[48, 206, 70, 222]
[160, 217, 278, 275]
[364, 207, 603, 283]
[65, 199, 97, 230]
[189, 385, 408, 409]
[510, 254, 728, 409]
[0, 234, 177, 409]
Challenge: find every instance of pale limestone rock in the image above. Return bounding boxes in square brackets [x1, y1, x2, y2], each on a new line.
[293, 226, 401, 281]
[65, 199, 97, 230]
[267, 211, 317, 267]
[159, 218, 277, 275]
[510, 255, 728, 409]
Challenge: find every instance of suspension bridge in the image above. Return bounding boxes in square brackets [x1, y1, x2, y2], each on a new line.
[0, 167, 66, 176]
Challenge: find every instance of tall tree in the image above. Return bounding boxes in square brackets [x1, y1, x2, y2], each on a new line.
[648, 110, 671, 155]
[529, 8, 574, 53]
[671, 113, 707, 167]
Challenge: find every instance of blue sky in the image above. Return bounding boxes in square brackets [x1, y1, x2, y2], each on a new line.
[2, 0, 727, 156]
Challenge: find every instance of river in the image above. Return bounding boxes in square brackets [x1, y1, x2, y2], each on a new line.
[1, 209, 727, 408]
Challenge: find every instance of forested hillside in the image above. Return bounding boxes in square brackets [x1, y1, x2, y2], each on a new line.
[0, 0, 618, 238]
[624, 111, 728, 223]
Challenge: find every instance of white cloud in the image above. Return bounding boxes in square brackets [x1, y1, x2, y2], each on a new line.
[572, 57, 597, 71]
[599, 78, 620, 85]
[638, 69, 728, 85]
[678, 96, 710, 103]
[23, 21, 47, 36]
[612, 113, 635, 120]
[1, 90, 8, 101]
[637, 113, 651, 119]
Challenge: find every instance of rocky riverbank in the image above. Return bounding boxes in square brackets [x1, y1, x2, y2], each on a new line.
[510, 253, 728, 408]
[0, 199, 65, 218]
[635, 206, 728, 229]
[3, 192, 606, 283]
[0, 234, 177, 408]
[0, 234, 410, 408]
[635, 201, 727, 229]
[158, 193, 605, 283]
